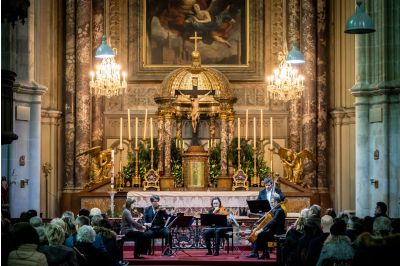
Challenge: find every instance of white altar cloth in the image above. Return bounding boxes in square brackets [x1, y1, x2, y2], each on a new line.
[127, 191, 259, 215]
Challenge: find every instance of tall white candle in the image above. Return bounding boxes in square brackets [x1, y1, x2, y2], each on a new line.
[260, 109, 263, 140]
[245, 109, 249, 140]
[270, 117, 273, 149]
[253, 117, 256, 149]
[110, 149, 115, 189]
[237, 117, 240, 149]
[135, 117, 138, 149]
[150, 117, 153, 149]
[119, 117, 123, 148]
[143, 109, 148, 140]
[128, 109, 131, 140]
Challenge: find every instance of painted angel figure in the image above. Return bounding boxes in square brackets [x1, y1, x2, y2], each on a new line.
[278, 147, 316, 186]
[77, 146, 112, 186]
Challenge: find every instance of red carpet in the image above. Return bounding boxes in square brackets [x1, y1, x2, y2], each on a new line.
[123, 248, 277, 265]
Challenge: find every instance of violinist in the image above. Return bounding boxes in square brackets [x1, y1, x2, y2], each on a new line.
[143, 194, 173, 256]
[246, 195, 286, 259]
[203, 197, 230, 256]
[120, 198, 149, 259]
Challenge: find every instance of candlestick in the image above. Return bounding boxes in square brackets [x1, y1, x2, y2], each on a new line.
[270, 117, 273, 149]
[135, 117, 138, 149]
[260, 109, 263, 140]
[150, 117, 153, 149]
[253, 117, 256, 149]
[128, 109, 131, 140]
[90, 71, 94, 82]
[237, 117, 240, 149]
[143, 109, 148, 140]
[119, 117, 123, 148]
[245, 109, 248, 140]
[110, 149, 115, 190]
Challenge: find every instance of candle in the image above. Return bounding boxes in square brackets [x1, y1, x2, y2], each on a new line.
[260, 109, 263, 140]
[245, 109, 249, 140]
[237, 117, 240, 149]
[110, 149, 115, 189]
[135, 117, 138, 149]
[143, 109, 148, 140]
[150, 117, 153, 149]
[90, 71, 94, 81]
[128, 109, 131, 140]
[122, 71, 126, 82]
[119, 117, 123, 148]
[208, 140, 210, 150]
[253, 117, 256, 149]
[270, 117, 273, 149]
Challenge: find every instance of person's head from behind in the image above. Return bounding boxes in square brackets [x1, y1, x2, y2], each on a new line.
[211, 197, 222, 209]
[263, 178, 273, 191]
[373, 216, 392, 237]
[50, 218, 68, 235]
[78, 208, 90, 217]
[308, 204, 321, 218]
[45, 223, 65, 246]
[77, 225, 96, 243]
[62, 210, 75, 221]
[29, 216, 43, 228]
[75, 215, 90, 232]
[91, 214, 103, 227]
[12, 222, 40, 246]
[150, 194, 160, 208]
[321, 215, 334, 234]
[125, 198, 136, 209]
[330, 219, 346, 236]
[325, 208, 337, 219]
[89, 207, 102, 217]
[375, 202, 388, 216]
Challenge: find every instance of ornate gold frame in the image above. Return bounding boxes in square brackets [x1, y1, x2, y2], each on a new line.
[128, 0, 264, 81]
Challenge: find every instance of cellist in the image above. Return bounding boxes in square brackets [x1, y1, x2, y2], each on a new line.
[246, 195, 286, 259]
[203, 197, 230, 256]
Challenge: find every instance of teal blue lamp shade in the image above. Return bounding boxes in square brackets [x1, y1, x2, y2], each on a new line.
[287, 46, 305, 64]
[344, 1, 375, 34]
[95, 36, 115, 58]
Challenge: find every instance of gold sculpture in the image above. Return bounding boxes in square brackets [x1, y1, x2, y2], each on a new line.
[277, 147, 316, 187]
[77, 146, 112, 186]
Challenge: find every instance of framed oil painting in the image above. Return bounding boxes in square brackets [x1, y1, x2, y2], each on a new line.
[128, 0, 264, 81]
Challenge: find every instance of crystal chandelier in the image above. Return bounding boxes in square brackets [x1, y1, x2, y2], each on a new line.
[90, 36, 127, 97]
[267, 0, 305, 102]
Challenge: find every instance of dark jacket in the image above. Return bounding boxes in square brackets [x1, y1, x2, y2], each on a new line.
[257, 187, 285, 202]
[262, 205, 286, 235]
[39, 245, 78, 266]
[93, 226, 120, 263]
[73, 242, 114, 266]
[143, 206, 169, 228]
[120, 208, 143, 234]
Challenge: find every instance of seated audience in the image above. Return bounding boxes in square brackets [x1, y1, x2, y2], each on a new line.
[306, 215, 333, 266]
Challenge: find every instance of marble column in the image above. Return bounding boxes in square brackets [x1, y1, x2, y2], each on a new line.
[352, 0, 400, 218]
[75, 0, 92, 188]
[301, 0, 318, 189]
[220, 112, 228, 177]
[209, 114, 217, 148]
[91, 0, 105, 147]
[316, 0, 330, 207]
[287, 0, 301, 152]
[228, 113, 235, 175]
[64, 0, 76, 189]
[157, 114, 165, 174]
[176, 114, 183, 149]
[161, 112, 175, 190]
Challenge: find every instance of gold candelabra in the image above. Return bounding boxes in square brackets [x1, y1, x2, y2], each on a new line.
[132, 147, 140, 187]
[117, 145, 124, 191]
[268, 145, 274, 178]
[251, 147, 260, 186]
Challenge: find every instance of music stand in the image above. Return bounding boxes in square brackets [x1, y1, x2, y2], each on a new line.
[246, 200, 271, 214]
[170, 215, 195, 256]
[200, 214, 228, 227]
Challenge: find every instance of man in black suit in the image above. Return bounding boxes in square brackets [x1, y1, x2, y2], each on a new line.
[247, 195, 286, 259]
[257, 177, 285, 203]
[143, 194, 173, 256]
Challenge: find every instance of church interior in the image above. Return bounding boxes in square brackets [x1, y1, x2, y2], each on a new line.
[1, 0, 399, 265]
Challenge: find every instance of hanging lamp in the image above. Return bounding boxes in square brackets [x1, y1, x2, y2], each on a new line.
[344, 1, 375, 34]
[287, 45, 305, 64]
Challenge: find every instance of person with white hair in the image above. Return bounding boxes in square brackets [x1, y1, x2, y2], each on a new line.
[89, 207, 102, 217]
[306, 215, 334, 266]
[39, 223, 78, 266]
[73, 225, 114, 266]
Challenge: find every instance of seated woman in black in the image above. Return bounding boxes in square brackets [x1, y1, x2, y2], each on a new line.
[203, 197, 231, 256]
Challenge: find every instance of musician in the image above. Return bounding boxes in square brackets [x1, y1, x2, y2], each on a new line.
[120, 198, 149, 259]
[143, 194, 173, 256]
[203, 197, 230, 256]
[247, 195, 286, 259]
[257, 177, 285, 203]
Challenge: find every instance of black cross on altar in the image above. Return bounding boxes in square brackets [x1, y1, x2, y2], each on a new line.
[174, 76, 215, 98]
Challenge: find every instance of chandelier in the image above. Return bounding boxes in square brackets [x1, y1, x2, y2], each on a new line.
[90, 36, 127, 97]
[267, 0, 305, 102]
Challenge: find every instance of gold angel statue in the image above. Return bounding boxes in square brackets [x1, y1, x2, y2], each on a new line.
[76, 146, 112, 186]
[278, 147, 316, 186]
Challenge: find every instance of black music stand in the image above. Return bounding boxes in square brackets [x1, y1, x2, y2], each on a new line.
[200, 214, 228, 227]
[246, 200, 271, 214]
[169, 215, 195, 256]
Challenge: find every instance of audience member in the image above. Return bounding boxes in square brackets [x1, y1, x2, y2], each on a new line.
[78, 208, 90, 217]
[374, 202, 388, 218]
[306, 215, 333, 266]
[325, 208, 337, 219]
